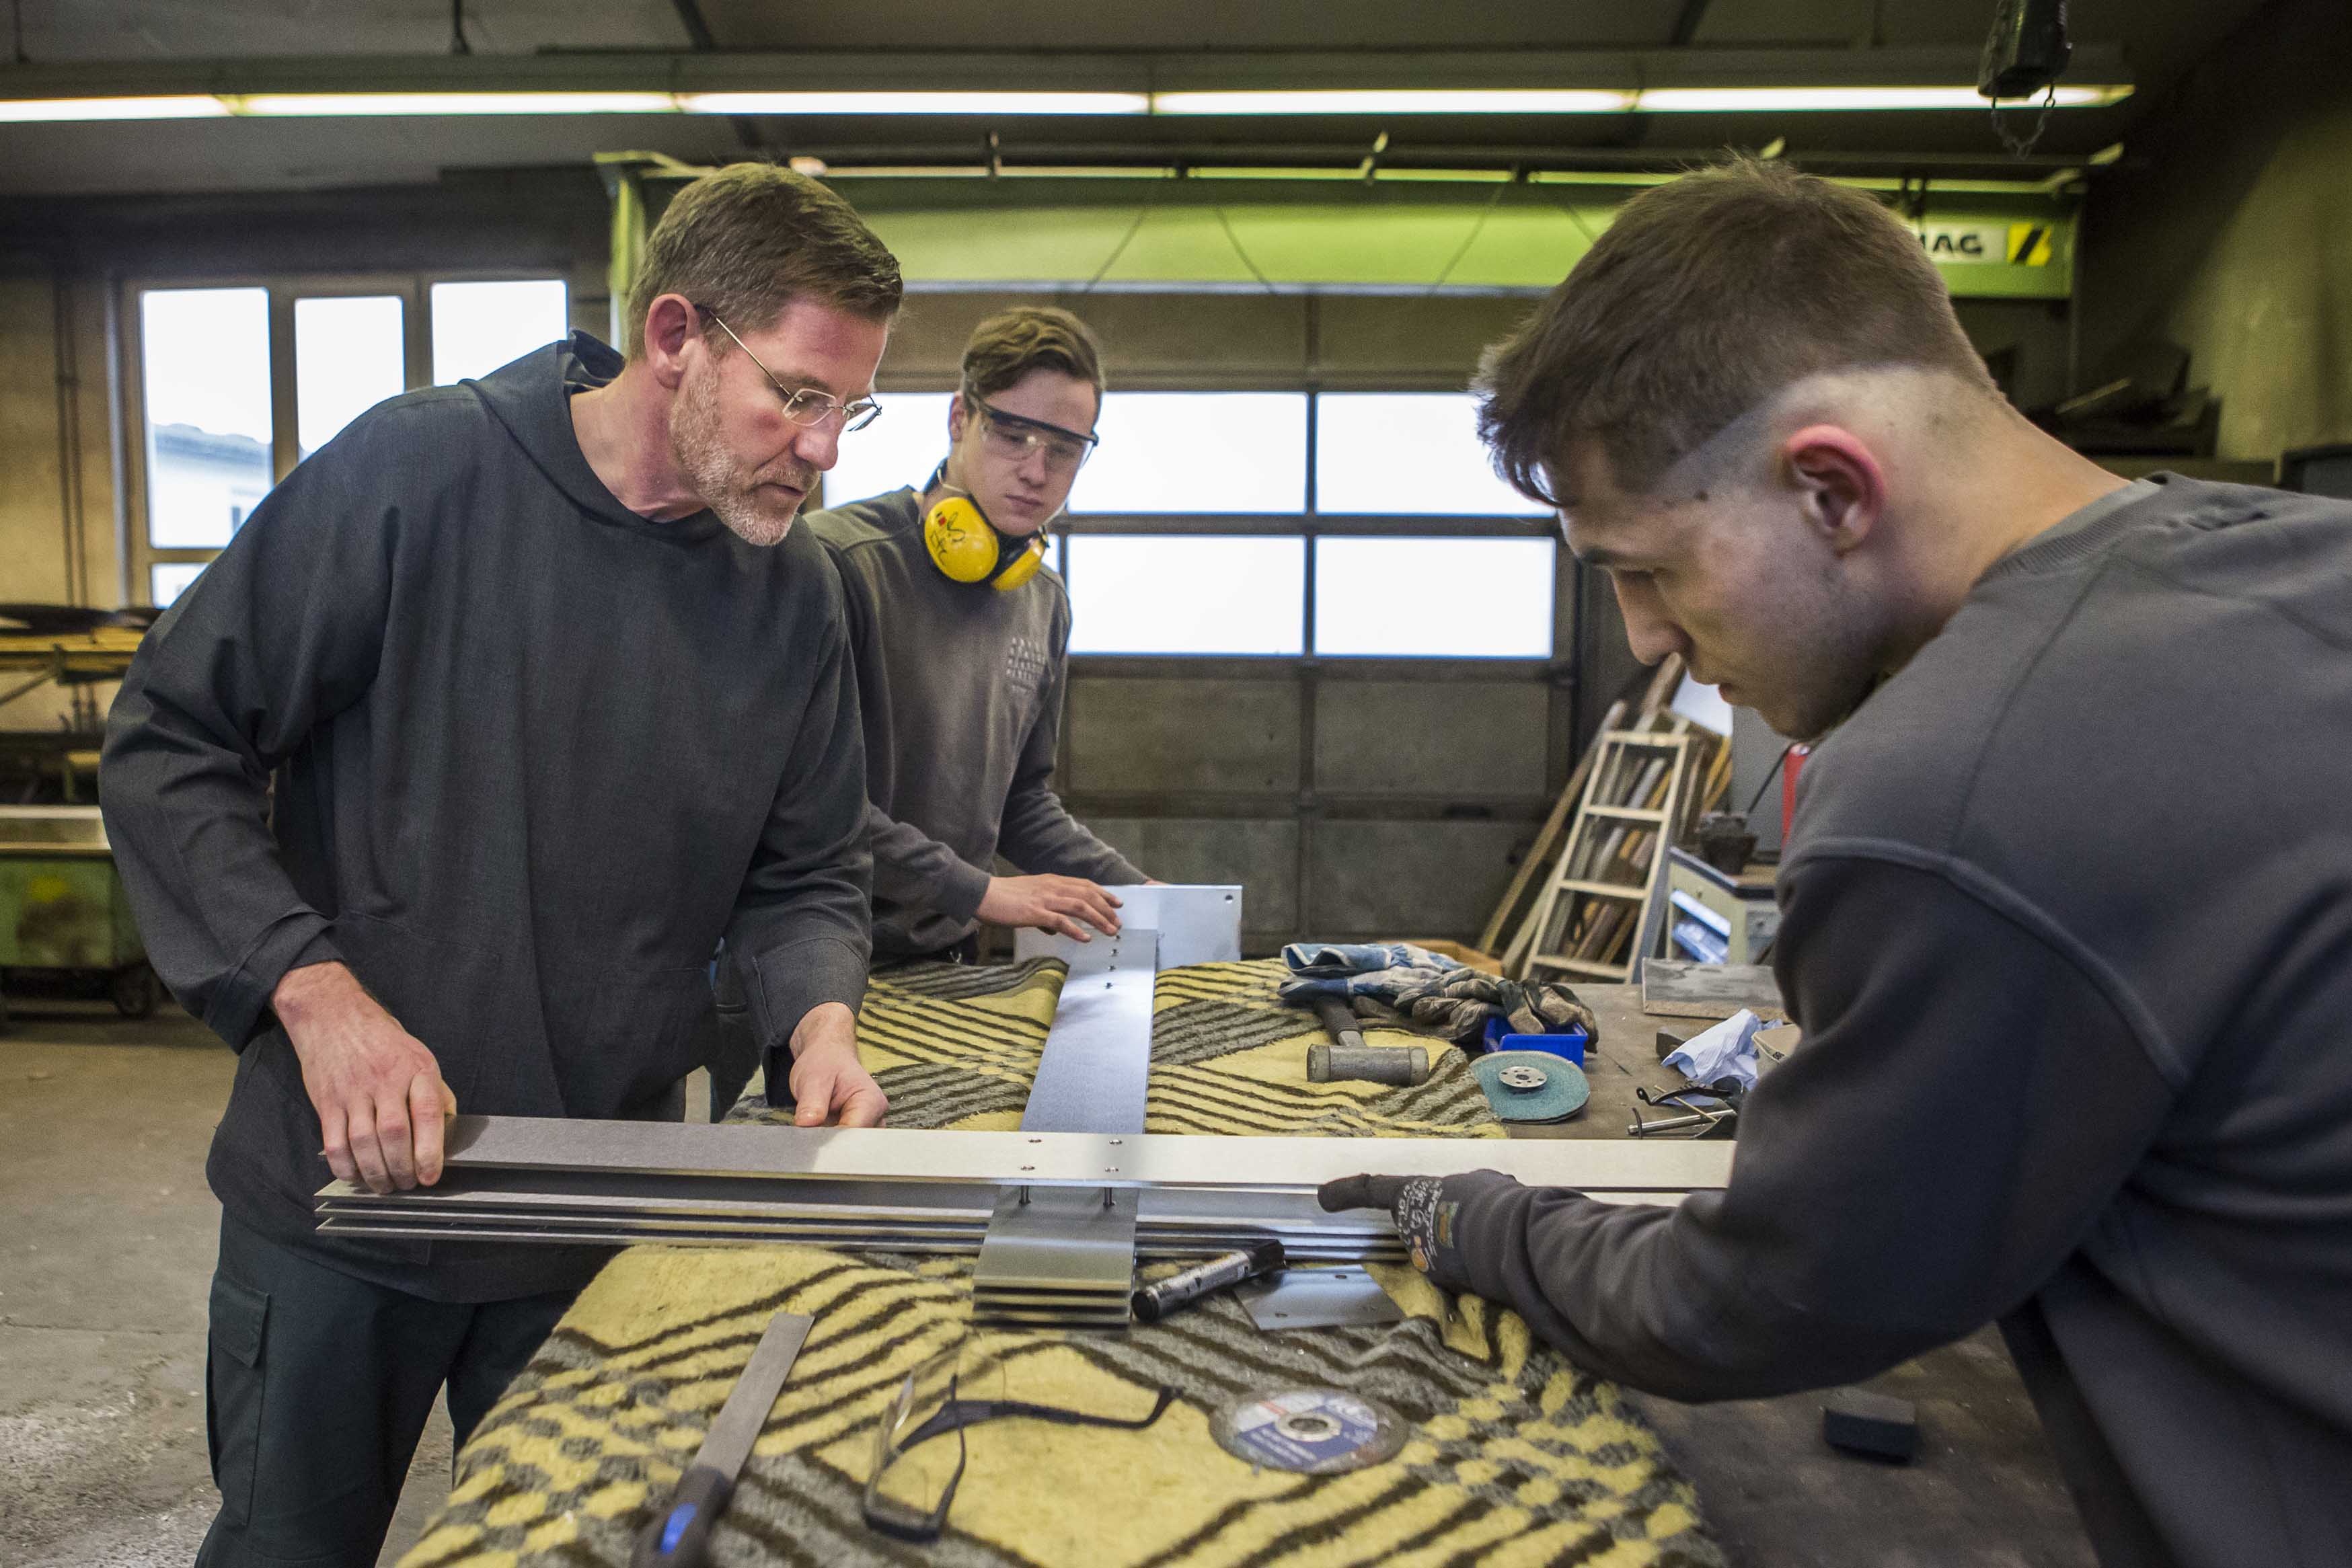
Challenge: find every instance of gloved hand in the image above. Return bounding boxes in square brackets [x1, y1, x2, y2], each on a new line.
[1319, 1172, 1489, 1279]
[1316, 1174, 1414, 1216]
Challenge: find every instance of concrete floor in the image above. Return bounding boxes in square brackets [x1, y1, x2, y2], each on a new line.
[3, 998, 2092, 1568]
[0, 1000, 461, 1568]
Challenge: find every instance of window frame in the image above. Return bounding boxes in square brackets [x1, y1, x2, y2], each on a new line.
[120, 268, 569, 606]
[1048, 386, 1569, 666]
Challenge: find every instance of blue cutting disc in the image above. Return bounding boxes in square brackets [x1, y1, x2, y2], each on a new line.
[1472, 1051, 1591, 1123]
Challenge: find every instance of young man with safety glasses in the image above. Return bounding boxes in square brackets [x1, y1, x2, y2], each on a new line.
[806, 306, 1151, 960]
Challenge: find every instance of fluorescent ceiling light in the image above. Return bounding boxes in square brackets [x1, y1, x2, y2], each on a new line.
[1153, 89, 1636, 115]
[0, 95, 229, 122]
[235, 91, 679, 116]
[0, 81, 2131, 124]
[681, 91, 1150, 116]
[1636, 84, 2132, 111]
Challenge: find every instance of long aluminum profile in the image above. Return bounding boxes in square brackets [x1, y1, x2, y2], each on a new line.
[312, 1173, 1692, 1228]
[318, 1217, 1408, 1263]
[427, 1113, 1735, 1193]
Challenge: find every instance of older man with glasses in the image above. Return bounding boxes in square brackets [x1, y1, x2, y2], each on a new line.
[805, 305, 1153, 966]
[102, 164, 898, 1568]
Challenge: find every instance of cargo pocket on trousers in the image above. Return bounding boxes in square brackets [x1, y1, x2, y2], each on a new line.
[206, 1271, 270, 1529]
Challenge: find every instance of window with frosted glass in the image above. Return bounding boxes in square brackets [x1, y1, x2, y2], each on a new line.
[149, 561, 208, 609]
[1065, 536, 1305, 655]
[1314, 537, 1556, 657]
[141, 288, 273, 548]
[1069, 393, 1306, 514]
[430, 280, 568, 385]
[295, 295, 406, 458]
[821, 391, 951, 509]
[1314, 393, 1547, 516]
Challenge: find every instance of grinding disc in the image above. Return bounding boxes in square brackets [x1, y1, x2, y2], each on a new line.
[1471, 1050, 1591, 1123]
[1211, 1387, 1409, 1474]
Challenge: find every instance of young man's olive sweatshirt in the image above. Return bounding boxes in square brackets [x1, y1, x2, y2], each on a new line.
[807, 487, 1142, 958]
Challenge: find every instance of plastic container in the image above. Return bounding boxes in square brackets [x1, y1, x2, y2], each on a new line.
[1480, 1015, 1588, 1064]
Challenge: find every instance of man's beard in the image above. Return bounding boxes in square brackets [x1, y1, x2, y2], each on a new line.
[671, 364, 814, 547]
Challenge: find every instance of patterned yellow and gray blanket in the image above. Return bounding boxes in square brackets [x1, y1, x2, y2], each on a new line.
[399, 958, 1722, 1568]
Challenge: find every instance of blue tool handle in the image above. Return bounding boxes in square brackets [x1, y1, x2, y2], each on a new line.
[632, 1465, 734, 1568]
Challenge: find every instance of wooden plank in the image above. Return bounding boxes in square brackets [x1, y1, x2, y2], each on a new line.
[1529, 955, 1638, 978]
[1557, 877, 1648, 899]
[1640, 959, 1789, 1021]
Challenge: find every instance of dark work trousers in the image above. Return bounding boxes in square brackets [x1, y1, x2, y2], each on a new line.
[706, 945, 760, 1121]
[196, 1213, 580, 1568]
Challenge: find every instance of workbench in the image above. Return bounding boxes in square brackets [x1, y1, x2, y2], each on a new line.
[393, 962, 2093, 1568]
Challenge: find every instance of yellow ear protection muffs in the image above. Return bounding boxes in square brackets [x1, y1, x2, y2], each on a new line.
[923, 465, 1047, 592]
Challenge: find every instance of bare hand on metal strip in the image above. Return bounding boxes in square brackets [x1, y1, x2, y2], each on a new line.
[274, 960, 457, 1195]
[786, 1002, 887, 1128]
[979, 874, 1124, 940]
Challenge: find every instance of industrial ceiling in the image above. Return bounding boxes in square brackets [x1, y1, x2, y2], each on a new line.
[0, 0, 2275, 195]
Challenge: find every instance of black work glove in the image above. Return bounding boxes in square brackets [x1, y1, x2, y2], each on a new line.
[1320, 1172, 1509, 1286]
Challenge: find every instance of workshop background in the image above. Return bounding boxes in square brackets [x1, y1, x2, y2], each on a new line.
[1, 1, 2348, 1565]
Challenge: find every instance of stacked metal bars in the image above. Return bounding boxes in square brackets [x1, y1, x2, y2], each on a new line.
[972, 929, 1160, 1327]
[315, 1115, 1735, 1260]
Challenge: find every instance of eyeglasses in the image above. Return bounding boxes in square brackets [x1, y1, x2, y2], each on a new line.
[969, 393, 1099, 474]
[860, 1343, 1175, 1542]
[693, 306, 882, 433]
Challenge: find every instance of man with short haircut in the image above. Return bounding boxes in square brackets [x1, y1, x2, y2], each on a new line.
[1324, 159, 2352, 1566]
[806, 306, 1148, 961]
[103, 164, 897, 1567]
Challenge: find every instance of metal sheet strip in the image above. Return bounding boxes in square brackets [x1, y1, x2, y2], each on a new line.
[1018, 929, 1157, 1135]
[431, 1115, 1735, 1193]
[1013, 884, 1242, 970]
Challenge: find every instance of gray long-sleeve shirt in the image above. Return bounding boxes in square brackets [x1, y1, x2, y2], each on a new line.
[100, 334, 872, 1301]
[806, 487, 1143, 957]
[1416, 477, 2352, 1567]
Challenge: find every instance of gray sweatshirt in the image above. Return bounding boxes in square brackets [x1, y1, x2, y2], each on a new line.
[101, 335, 872, 1301]
[807, 486, 1143, 957]
[1412, 478, 2352, 1568]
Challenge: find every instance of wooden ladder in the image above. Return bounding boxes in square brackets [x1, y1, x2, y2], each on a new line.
[1515, 730, 1694, 983]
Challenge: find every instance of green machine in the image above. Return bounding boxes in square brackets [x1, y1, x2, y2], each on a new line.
[0, 806, 156, 1017]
